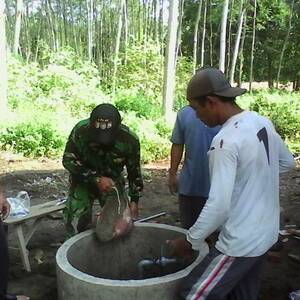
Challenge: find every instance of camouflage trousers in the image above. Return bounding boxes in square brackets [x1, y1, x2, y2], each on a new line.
[63, 183, 105, 238]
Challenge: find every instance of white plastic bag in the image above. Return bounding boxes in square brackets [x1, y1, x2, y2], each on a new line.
[7, 191, 30, 218]
[290, 291, 300, 300]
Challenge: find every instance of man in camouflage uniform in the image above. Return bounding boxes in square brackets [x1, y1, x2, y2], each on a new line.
[62, 103, 143, 237]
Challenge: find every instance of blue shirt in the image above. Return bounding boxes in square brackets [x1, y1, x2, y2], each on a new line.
[171, 106, 220, 197]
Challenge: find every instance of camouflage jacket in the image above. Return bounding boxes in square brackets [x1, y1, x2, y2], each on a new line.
[62, 119, 143, 202]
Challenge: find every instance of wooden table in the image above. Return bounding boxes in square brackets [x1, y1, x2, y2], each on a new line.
[4, 200, 66, 272]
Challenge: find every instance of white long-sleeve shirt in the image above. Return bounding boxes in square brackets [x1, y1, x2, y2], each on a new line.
[187, 111, 295, 257]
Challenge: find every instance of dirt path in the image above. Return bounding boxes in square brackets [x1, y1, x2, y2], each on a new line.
[1, 153, 299, 300]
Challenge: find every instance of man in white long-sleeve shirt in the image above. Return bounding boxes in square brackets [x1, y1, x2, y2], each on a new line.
[169, 68, 296, 300]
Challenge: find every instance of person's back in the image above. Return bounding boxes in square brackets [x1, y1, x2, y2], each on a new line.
[191, 110, 295, 257]
[175, 105, 219, 197]
[169, 67, 296, 300]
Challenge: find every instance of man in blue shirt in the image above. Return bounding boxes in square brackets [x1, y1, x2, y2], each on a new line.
[167, 100, 219, 229]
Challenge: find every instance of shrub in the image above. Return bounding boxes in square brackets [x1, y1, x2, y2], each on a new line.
[114, 90, 161, 119]
[250, 96, 300, 153]
[122, 112, 171, 163]
[0, 122, 65, 158]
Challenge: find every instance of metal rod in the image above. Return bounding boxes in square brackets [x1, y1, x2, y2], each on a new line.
[134, 212, 166, 223]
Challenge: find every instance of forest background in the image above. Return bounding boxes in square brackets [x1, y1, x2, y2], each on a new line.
[0, 0, 299, 163]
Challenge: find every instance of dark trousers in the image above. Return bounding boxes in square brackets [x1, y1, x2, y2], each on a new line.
[0, 220, 9, 300]
[180, 247, 266, 300]
[179, 194, 207, 229]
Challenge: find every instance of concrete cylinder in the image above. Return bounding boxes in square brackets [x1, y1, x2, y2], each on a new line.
[56, 223, 208, 300]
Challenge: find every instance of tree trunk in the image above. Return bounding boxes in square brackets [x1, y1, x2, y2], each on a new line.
[112, 0, 125, 93]
[0, 0, 8, 112]
[86, 0, 93, 61]
[276, 0, 295, 88]
[238, 11, 247, 87]
[209, 0, 213, 66]
[154, 0, 160, 45]
[249, 0, 257, 93]
[124, 0, 128, 64]
[163, 0, 179, 119]
[69, 0, 78, 54]
[47, 0, 59, 50]
[193, 0, 203, 74]
[176, 0, 184, 60]
[13, 0, 23, 55]
[226, 0, 234, 76]
[219, 0, 229, 73]
[200, 0, 207, 68]
[229, 0, 244, 85]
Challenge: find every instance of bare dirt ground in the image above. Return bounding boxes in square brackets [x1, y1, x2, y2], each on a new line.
[1, 153, 299, 300]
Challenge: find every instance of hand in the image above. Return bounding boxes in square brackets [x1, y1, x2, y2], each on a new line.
[167, 171, 178, 194]
[166, 238, 194, 261]
[129, 202, 139, 220]
[96, 177, 115, 193]
[0, 194, 10, 220]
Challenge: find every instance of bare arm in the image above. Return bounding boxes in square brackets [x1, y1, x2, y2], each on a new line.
[0, 184, 10, 220]
[167, 144, 184, 193]
[169, 144, 184, 174]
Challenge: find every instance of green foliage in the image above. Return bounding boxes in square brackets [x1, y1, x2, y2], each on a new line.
[114, 90, 161, 119]
[8, 50, 109, 119]
[114, 42, 164, 98]
[0, 121, 65, 158]
[122, 112, 171, 163]
[250, 95, 300, 153]
[175, 57, 194, 110]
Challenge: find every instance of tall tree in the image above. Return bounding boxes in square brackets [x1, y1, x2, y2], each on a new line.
[229, 0, 245, 84]
[219, 0, 229, 72]
[200, 0, 207, 67]
[13, 0, 23, 54]
[249, 0, 257, 92]
[112, 0, 125, 93]
[238, 10, 247, 87]
[226, 0, 234, 76]
[163, 0, 179, 119]
[86, 0, 93, 61]
[0, 0, 7, 112]
[192, 0, 202, 74]
[276, 0, 295, 88]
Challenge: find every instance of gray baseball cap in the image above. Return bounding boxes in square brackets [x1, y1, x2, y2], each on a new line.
[187, 68, 247, 100]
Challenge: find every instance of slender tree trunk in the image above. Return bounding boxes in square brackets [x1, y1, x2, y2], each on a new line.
[276, 0, 295, 88]
[176, 0, 184, 60]
[112, 0, 125, 93]
[44, 0, 56, 51]
[163, 0, 179, 119]
[154, 0, 160, 46]
[86, 0, 93, 61]
[0, 0, 8, 112]
[47, 0, 59, 50]
[61, 0, 68, 46]
[238, 11, 247, 87]
[124, 0, 128, 64]
[209, 0, 213, 66]
[249, 0, 257, 92]
[13, 0, 23, 55]
[219, 0, 229, 72]
[69, 0, 78, 54]
[5, 0, 12, 43]
[229, 0, 244, 85]
[23, 5, 31, 61]
[226, 0, 234, 76]
[200, 0, 207, 67]
[193, 0, 203, 74]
